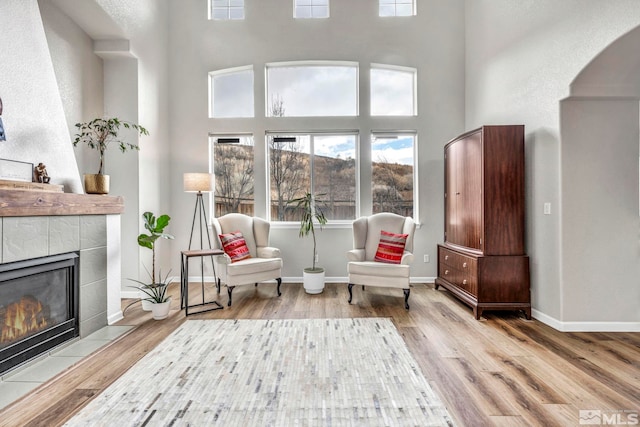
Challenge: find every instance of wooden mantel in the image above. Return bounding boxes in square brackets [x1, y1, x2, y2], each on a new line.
[0, 189, 124, 216]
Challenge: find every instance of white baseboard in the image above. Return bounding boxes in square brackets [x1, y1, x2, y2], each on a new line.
[532, 309, 640, 332]
[108, 310, 124, 325]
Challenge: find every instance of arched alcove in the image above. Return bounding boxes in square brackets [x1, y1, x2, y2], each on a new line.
[558, 25, 640, 325]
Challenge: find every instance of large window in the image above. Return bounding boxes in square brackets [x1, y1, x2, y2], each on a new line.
[266, 62, 358, 117]
[379, 0, 415, 17]
[294, 0, 329, 18]
[371, 65, 417, 116]
[209, 66, 254, 118]
[268, 133, 357, 221]
[210, 0, 245, 20]
[371, 133, 416, 217]
[211, 135, 255, 216]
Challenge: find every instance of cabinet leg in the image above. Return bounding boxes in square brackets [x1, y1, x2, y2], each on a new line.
[523, 307, 532, 320]
[474, 307, 482, 320]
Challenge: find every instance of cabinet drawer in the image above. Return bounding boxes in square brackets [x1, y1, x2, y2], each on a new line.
[439, 247, 477, 275]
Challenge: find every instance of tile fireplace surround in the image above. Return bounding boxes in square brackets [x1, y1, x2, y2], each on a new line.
[0, 189, 124, 339]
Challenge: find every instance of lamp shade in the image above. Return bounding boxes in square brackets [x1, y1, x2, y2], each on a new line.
[183, 173, 214, 192]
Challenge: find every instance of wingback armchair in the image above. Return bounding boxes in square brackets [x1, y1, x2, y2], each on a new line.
[211, 214, 283, 306]
[346, 213, 416, 309]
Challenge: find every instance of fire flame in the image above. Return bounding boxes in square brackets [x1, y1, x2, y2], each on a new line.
[1, 295, 49, 344]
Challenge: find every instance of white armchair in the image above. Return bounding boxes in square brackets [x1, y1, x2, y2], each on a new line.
[211, 214, 283, 306]
[346, 213, 416, 309]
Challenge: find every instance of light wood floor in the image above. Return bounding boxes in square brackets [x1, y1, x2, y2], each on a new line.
[0, 282, 638, 426]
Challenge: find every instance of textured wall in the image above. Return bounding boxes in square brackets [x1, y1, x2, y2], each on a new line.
[0, 0, 82, 193]
[465, 0, 640, 329]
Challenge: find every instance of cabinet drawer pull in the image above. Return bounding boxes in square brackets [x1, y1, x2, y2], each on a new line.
[444, 270, 449, 275]
[463, 262, 467, 268]
[444, 255, 449, 261]
[463, 279, 467, 285]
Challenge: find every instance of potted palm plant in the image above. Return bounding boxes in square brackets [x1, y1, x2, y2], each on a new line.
[73, 117, 149, 194]
[290, 192, 327, 294]
[131, 211, 174, 318]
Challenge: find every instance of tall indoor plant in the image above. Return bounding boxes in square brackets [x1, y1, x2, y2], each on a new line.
[73, 117, 149, 194]
[131, 211, 174, 317]
[290, 192, 327, 294]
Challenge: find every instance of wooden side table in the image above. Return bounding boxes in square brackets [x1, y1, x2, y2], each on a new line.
[180, 248, 224, 315]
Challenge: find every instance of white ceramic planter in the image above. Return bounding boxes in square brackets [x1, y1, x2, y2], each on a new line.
[303, 268, 325, 294]
[151, 298, 171, 320]
[140, 290, 152, 311]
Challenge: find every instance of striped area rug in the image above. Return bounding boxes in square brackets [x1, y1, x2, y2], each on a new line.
[65, 318, 454, 426]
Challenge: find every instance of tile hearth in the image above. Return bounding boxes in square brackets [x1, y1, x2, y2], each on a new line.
[0, 325, 132, 410]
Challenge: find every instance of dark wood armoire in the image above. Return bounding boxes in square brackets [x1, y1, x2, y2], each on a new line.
[435, 125, 531, 319]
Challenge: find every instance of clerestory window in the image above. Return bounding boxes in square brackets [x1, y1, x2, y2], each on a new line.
[266, 62, 358, 117]
[371, 64, 417, 116]
[210, 0, 245, 20]
[379, 0, 415, 17]
[294, 0, 329, 19]
[209, 66, 254, 118]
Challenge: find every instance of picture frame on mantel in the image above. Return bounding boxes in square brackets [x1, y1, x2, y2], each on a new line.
[0, 158, 33, 182]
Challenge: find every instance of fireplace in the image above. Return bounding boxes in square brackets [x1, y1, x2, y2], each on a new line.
[0, 252, 79, 375]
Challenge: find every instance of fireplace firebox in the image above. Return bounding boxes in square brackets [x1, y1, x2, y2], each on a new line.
[0, 252, 79, 375]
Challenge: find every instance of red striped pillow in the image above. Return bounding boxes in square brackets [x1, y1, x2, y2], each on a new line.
[219, 231, 251, 263]
[374, 230, 408, 264]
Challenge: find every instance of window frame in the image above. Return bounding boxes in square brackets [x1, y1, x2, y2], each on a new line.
[371, 131, 419, 222]
[209, 133, 256, 217]
[209, 0, 245, 20]
[379, 0, 416, 17]
[370, 63, 418, 116]
[293, 0, 330, 19]
[208, 65, 254, 118]
[266, 130, 360, 225]
[265, 60, 359, 118]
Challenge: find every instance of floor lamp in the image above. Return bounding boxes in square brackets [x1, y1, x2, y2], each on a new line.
[183, 173, 220, 312]
[183, 172, 215, 251]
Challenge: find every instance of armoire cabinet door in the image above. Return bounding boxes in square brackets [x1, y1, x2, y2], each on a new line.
[445, 130, 482, 251]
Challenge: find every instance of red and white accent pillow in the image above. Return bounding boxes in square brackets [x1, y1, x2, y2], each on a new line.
[374, 230, 408, 264]
[219, 231, 251, 263]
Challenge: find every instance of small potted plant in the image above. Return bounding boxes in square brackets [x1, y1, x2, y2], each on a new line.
[131, 211, 174, 318]
[290, 192, 327, 294]
[73, 117, 149, 194]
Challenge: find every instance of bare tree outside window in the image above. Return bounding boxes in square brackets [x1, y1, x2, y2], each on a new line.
[213, 136, 255, 216]
[372, 134, 415, 217]
[269, 135, 308, 221]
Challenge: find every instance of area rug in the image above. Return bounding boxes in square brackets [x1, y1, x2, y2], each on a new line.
[65, 318, 454, 426]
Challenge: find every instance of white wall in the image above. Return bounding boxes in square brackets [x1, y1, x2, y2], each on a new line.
[560, 99, 639, 325]
[38, 0, 171, 293]
[0, 0, 82, 193]
[167, 0, 466, 281]
[465, 0, 640, 330]
[39, 0, 104, 177]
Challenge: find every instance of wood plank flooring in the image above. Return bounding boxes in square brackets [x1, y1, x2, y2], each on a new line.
[0, 282, 637, 426]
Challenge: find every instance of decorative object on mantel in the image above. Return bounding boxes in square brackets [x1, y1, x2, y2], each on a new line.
[289, 191, 328, 294]
[73, 117, 149, 194]
[0, 179, 62, 193]
[34, 162, 50, 183]
[0, 158, 33, 182]
[0, 96, 5, 141]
